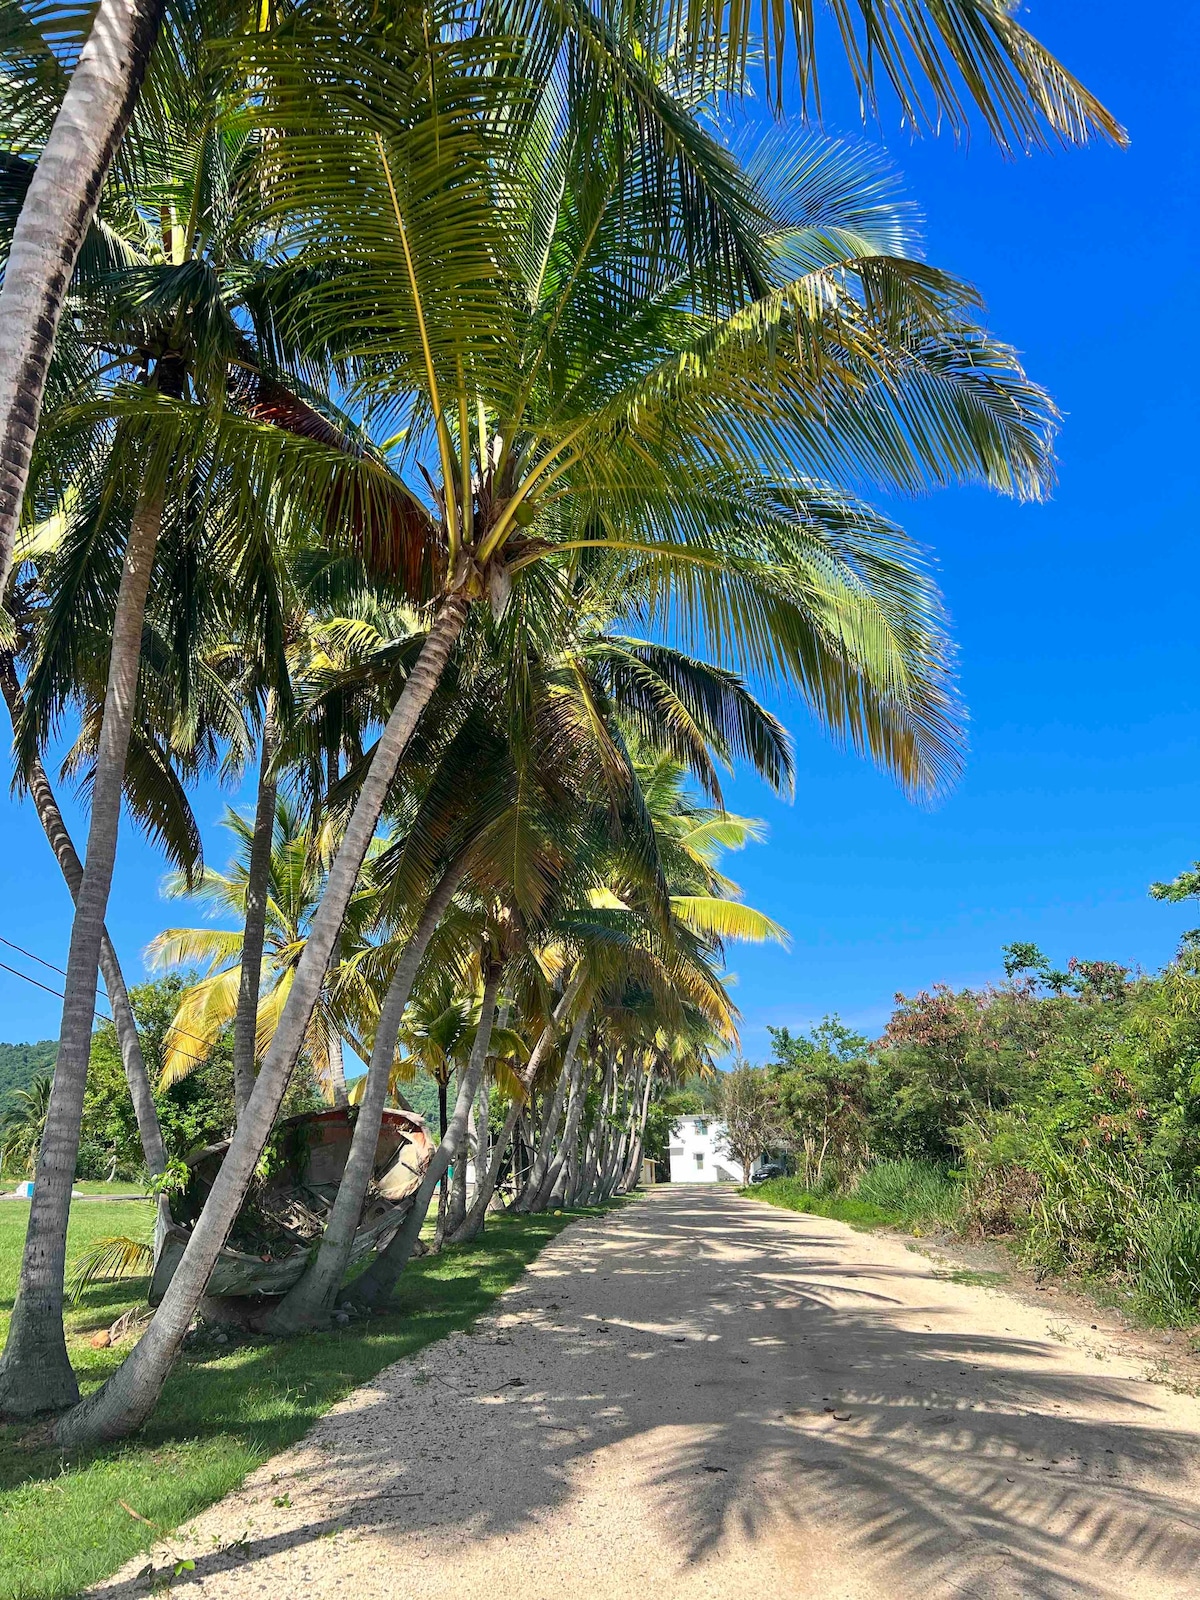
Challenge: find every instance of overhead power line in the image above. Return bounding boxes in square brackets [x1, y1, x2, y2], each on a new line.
[0, 935, 219, 1073]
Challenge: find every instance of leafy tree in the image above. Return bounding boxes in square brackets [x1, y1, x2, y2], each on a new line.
[717, 1063, 783, 1183]
[0, 1040, 56, 1120]
[767, 1017, 872, 1186]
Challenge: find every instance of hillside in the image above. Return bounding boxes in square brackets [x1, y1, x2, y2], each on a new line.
[0, 1039, 57, 1115]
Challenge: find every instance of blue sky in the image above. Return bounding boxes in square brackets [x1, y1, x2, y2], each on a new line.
[0, 2, 1196, 1057]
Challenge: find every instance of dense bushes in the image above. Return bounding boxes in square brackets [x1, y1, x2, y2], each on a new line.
[752, 937, 1200, 1326]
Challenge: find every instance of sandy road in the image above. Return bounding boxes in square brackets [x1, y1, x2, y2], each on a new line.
[94, 1188, 1200, 1600]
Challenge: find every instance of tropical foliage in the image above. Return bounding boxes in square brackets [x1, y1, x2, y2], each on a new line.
[0, 0, 1115, 1441]
[745, 926, 1200, 1326]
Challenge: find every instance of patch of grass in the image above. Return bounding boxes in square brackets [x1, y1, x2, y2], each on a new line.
[0, 1198, 154, 1349]
[746, 1161, 962, 1235]
[0, 1200, 612, 1600]
[743, 1178, 897, 1230]
[933, 1267, 1009, 1288]
[71, 1181, 151, 1198]
[853, 1160, 961, 1230]
[1127, 1198, 1200, 1327]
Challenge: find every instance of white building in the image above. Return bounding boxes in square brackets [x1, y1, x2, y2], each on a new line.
[668, 1115, 766, 1183]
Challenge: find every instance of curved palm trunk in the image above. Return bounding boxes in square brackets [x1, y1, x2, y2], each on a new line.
[267, 856, 465, 1331]
[0, 0, 166, 595]
[231, 711, 277, 1119]
[0, 483, 164, 1418]
[351, 959, 503, 1308]
[535, 1010, 589, 1211]
[54, 594, 469, 1446]
[452, 967, 586, 1242]
[0, 654, 166, 1187]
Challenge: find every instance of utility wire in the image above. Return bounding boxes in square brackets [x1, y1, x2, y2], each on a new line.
[0, 933, 223, 1058]
[0, 938, 219, 1073]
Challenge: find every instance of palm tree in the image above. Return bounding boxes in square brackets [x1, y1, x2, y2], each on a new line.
[0, 39, 427, 1412]
[0, 0, 172, 594]
[0, 60, 296, 1411]
[53, 17, 1074, 1441]
[0, 1074, 53, 1178]
[0, 632, 168, 1190]
[0, 0, 1124, 601]
[147, 799, 386, 1104]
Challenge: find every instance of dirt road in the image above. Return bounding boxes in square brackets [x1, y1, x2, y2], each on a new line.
[94, 1188, 1200, 1599]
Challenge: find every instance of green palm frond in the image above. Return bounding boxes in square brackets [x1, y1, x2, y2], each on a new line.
[669, 895, 789, 947]
[67, 1233, 153, 1303]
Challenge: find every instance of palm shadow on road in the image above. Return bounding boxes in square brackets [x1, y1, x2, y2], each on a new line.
[96, 1190, 1200, 1600]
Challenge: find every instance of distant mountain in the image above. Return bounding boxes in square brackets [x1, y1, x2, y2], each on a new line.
[0, 1039, 57, 1115]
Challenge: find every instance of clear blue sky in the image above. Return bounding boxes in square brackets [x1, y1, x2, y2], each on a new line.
[0, 2, 1196, 1057]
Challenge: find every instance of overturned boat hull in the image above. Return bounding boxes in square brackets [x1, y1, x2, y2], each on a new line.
[150, 1105, 434, 1305]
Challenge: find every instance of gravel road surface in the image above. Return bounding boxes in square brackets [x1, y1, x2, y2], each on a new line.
[92, 1187, 1200, 1599]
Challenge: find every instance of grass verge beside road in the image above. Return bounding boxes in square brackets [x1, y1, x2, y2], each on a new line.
[746, 1161, 962, 1234]
[0, 1200, 612, 1600]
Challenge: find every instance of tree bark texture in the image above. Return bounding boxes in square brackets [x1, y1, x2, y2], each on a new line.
[452, 967, 585, 1242]
[0, 482, 164, 1418]
[268, 854, 465, 1330]
[0, 0, 167, 595]
[231, 711, 277, 1119]
[351, 959, 503, 1307]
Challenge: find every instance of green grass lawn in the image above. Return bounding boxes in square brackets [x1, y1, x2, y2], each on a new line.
[0, 1198, 609, 1600]
[70, 1180, 151, 1197]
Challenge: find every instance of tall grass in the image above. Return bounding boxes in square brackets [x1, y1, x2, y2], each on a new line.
[1128, 1199, 1200, 1326]
[853, 1160, 961, 1229]
[750, 1160, 961, 1233]
[753, 1149, 1200, 1329]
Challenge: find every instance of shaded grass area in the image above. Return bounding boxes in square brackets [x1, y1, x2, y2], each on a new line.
[0, 1200, 610, 1600]
[746, 1160, 962, 1235]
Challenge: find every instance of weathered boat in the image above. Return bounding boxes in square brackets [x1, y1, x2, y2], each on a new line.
[149, 1105, 434, 1305]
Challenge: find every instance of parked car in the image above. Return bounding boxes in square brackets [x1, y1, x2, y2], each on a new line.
[750, 1162, 786, 1184]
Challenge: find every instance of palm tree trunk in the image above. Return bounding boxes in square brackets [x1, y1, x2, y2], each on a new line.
[538, 1010, 589, 1210]
[0, 654, 167, 1187]
[442, 1068, 470, 1237]
[267, 856, 465, 1331]
[451, 967, 585, 1243]
[231, 710, 277, 1119]
[326, 1027, 348, 1107]
[54, 593, 469, 1446]
[0, 481, 164, 1419]
[516, 1055, 570, 1213]
[579, 1053, 612, 1206]
[470, 1078, 488, 1212]
[351, 958, 503, 1308]
[0, 0, 166, 595]
[623, 1068, 654, 1190]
